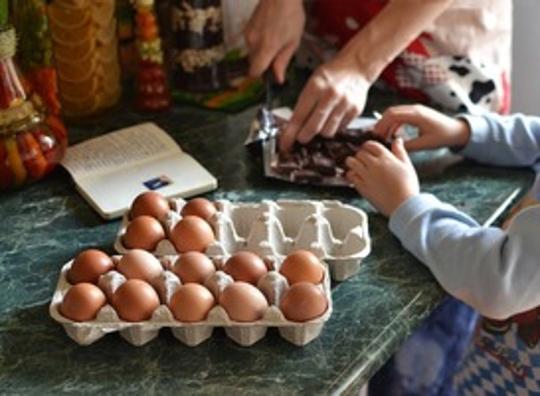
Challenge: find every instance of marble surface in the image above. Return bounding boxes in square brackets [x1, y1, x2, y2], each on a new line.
[0, 94, 534, 395]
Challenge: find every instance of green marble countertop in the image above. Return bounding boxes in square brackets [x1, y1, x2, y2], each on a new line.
[0, 95, 534, 395]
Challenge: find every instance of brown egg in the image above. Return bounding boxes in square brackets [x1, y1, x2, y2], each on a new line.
[68, 249, 114, 284]
[223, 251, 267, 285]
[169, 215, 214, 253]
[112, 279, 161, 322]
[117, 249, 163, 283]
[219, 281, 268, 322]
[61, 283, 107, 322]
[280, 250, 325, 285]
[173, 252, 215, 284]
[130, 191, 170, 220]
[181, 198, 217, 221]
[280, 282, 328, 322]
[169, 283, 216, 322]
[123, 215, 165, 251]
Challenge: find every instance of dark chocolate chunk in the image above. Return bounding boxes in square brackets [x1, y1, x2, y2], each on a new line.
[310, 152, 337, 176]
[291, 169, 323, 184]
[326, 141, 354, 165]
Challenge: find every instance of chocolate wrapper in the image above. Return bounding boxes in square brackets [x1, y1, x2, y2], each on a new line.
[249, 107, 382, 187]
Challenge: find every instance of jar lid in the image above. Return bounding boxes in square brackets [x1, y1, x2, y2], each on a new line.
[0, 27, 15, 60]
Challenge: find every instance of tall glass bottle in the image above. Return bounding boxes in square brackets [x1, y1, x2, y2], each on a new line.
[0, 26, 67, 190]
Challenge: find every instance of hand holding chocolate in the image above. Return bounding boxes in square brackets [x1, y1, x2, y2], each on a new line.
[268, 121, 390, 186]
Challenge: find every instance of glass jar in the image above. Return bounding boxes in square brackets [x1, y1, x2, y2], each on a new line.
[0, 27, 67, 190]
[171, 0, 227, 92]
[133, 0, 171, 111]
[12, 0, 61, 116]
[0, 111, 67, 190]
[47, 0, 122, 118]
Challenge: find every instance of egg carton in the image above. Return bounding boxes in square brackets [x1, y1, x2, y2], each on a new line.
[115, 199, 371, 281]
[49, 254, 333, 347]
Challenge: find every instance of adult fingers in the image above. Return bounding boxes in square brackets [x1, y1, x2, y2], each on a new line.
[296, 91, 337, 144]
[279, 83, 318, 152]
[320, 99, 348, 138]
[272, 42, 297, 84]
[249, 41, 280, 78]
[339, 104, 362, 131]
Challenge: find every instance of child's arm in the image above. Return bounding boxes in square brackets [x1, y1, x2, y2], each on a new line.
[373, 105, 540, 168]
[459, 112, 540, 167]
[345, 139, 540, 320]
[390, 193, 540, 320]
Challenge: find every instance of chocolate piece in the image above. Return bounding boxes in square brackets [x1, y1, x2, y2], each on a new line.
[310, 152, 337, 176]
[326, 141, 354, 166]
[275, 157, 301, 174]
[291, 169, 323, 184]
[270, 123, 391, 186]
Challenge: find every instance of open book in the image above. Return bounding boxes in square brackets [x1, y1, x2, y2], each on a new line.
[61, 122, 217, 219]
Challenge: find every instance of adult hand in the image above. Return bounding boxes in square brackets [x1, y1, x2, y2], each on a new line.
[279, 56, 370, 152]
[374, 105, 471, 151]
[345, 139, 419, 217]
[244, 0, 305, 84]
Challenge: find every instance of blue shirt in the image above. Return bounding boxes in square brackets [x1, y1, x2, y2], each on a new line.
[389, 113, 540, 320]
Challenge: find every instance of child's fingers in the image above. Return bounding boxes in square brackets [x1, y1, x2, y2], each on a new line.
[392, 138, 411, 164]
[403, 133, 441, 151]
[374, 105, 425, 139]
[346, 171, 365, 195]
[345, 156, 368, 176]
[361, 140, 387, 157]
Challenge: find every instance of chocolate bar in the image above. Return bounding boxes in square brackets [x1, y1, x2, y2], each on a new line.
[271, 126, 390, 186]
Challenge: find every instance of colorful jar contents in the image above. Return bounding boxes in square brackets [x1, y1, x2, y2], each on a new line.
[133, 0, 171, 111]
[116, 0, 137, 79]
[47, 0, 121, 118]
[171, 0, 227, 92]
[0, 26, 67, 190]
[11, 0, 61, 116]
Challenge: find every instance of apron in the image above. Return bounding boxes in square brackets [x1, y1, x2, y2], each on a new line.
[301, 0, 512, 114]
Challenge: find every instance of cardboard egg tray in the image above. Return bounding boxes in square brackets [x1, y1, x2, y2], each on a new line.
[49, 253, 332, 347]
[115, 199, 371, 281]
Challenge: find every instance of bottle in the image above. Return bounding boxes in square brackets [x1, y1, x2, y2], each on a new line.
[133, 0, 171, 111]
[12, 0, 61, 116]
[0, 26, 67, 190]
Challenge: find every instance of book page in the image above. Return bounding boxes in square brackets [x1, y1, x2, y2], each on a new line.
[77, 152, 217, 219]
[61, 123, 181, 179]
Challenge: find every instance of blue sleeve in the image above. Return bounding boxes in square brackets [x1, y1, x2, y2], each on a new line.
[389, 193, 540, 319]
[458, 113, 540, 168]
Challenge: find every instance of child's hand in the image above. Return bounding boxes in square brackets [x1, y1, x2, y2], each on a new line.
[346, 138, 419, 217]
[374, 105, 471, 151]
